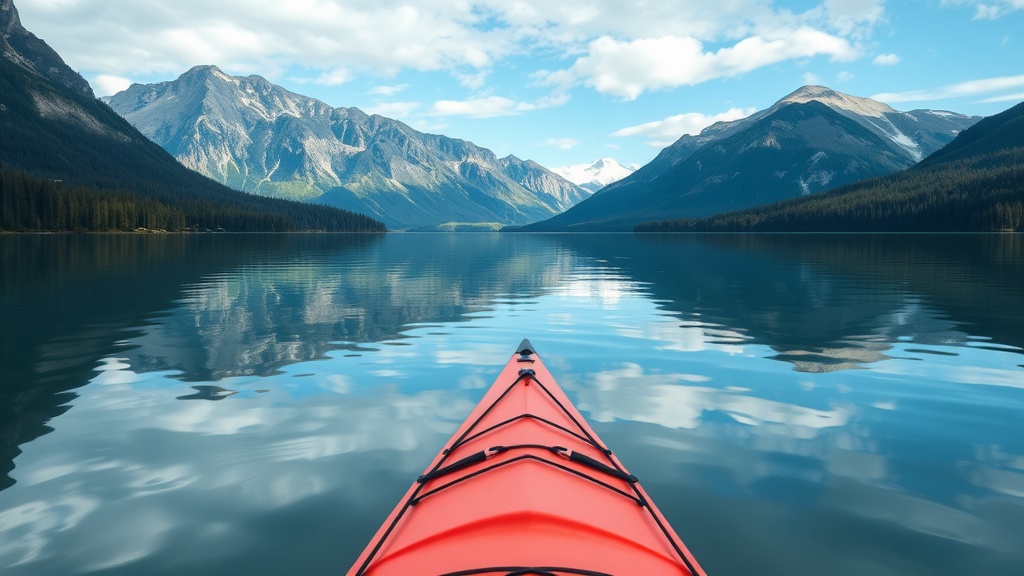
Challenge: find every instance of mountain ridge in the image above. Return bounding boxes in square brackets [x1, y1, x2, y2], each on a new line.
[636, 100, 1024, 232]
[511, 85, 979, 232]
[105, 66, 590, 230]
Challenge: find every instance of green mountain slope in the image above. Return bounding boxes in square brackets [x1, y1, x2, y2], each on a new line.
[637, 101, 1024, 233]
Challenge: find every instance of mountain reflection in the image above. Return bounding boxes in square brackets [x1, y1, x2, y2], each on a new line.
[3, 233, 1022, 493]
[120, 233, 571, 382]
[557, 233, 1024, 372]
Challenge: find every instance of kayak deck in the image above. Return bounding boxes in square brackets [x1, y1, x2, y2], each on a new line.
[348, 340, 706, 576]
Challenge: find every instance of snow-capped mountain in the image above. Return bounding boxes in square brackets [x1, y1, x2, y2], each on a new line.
[517, 86, 980, 232]
[103, 66, 588, 230]
[552, 158, 636, 193]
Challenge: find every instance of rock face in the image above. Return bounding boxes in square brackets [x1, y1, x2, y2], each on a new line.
[0, 0, 93, 98]
[517, 86, 980, 231]
[105, 66, 589, 229]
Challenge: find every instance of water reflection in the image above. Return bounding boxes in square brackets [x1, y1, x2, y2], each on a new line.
[560, 233, 1024, 372]
[175, 386, 239, 401]
[2, 233, 1023, 576]
[123, 233, 570, 382]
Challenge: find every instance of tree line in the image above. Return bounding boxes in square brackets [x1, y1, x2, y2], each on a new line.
[1, 165, 386, 232]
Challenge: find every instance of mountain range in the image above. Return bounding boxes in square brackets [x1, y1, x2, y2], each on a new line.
[514, 86, 980, 231]
[0, 0, 382, 233]
[4, 0, 1015, 235]
[638, 99, 1024, 232]
[104, 66, 589, 230]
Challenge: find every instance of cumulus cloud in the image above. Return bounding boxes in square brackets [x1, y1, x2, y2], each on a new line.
[611, 108, 757, 148]
[956, 0, 1024, 19]
[18, 0, 882, 102]
[541, 138, 580, 150]
[567, 29, 858, 100]
[937, 0, 1024, 19]
[368, 84, 410, 97]
[314, 67, 351, 86]
[872, 53, 900, 65]
[871, 74, 1024, 103]
[92, 74, 133, 97]
[430, 91, 569, 118]
[803, 72, 824, 85]
[823, 0, 887, 38]
[18, 0, 509, 78]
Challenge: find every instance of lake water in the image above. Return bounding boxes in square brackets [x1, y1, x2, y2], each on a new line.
[1, 232, 1023, 576]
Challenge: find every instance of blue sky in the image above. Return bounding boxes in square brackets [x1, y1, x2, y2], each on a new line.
[15, 0, 1024, 171]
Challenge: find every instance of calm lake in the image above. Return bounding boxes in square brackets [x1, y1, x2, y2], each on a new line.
[2, 232, 1023, 576]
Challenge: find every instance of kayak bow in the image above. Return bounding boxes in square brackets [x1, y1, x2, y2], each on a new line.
[348, 339, 706, 576]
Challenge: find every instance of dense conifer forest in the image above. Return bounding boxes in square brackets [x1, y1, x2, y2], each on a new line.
[0, 165, 386, 232]
[636, 102, 1024, 233]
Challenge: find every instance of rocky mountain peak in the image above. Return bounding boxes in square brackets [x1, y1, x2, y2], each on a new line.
[777, 85, 897, 118]
[106, 67, 588, 229]
[1, 0, 22, 35]
[1, 0, 93, 97]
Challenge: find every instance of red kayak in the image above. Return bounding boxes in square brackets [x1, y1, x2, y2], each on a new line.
[348, 339, 706, 576]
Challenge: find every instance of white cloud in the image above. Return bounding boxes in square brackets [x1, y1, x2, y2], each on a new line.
[823, 0, 886, 38]
[456, 70, 490, 90]
[541, 138, 580, 150]
[567, 29, 858, 100]
[941, 0, 1024, 19]
[977, 91, 1024, 103]
[803, 72, 824, 85]
[430, 91, 569, 118]
[17, 0, 510, 78]
[18, 1, 882, 102]
[974, 1, 1024, 19]
[872, 53, 900, 66]
[92, 74, 133, 97]
[837, 70, 855, 83]
[431, 96, 528, 118]
[314, 67, 351, 86]
[368, 84, 409, 97]
[974, 4, 1006, 18]
[610, 107, 757, 147]
[871, 74, 1024, 103]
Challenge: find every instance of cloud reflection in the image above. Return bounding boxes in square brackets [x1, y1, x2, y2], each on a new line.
[576, 363, 853, 432]
[0, 356, 475, 574]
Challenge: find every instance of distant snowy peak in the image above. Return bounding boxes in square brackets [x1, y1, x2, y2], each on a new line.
[553, 157, 637, 193]
[777, 85, 897, 118]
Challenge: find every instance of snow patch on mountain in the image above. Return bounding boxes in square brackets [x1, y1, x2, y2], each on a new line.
[860, 115, 923, 161]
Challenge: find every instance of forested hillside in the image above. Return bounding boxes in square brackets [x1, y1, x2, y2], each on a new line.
[0, 165, 385, 232]
[637, 102, 1024, 233]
